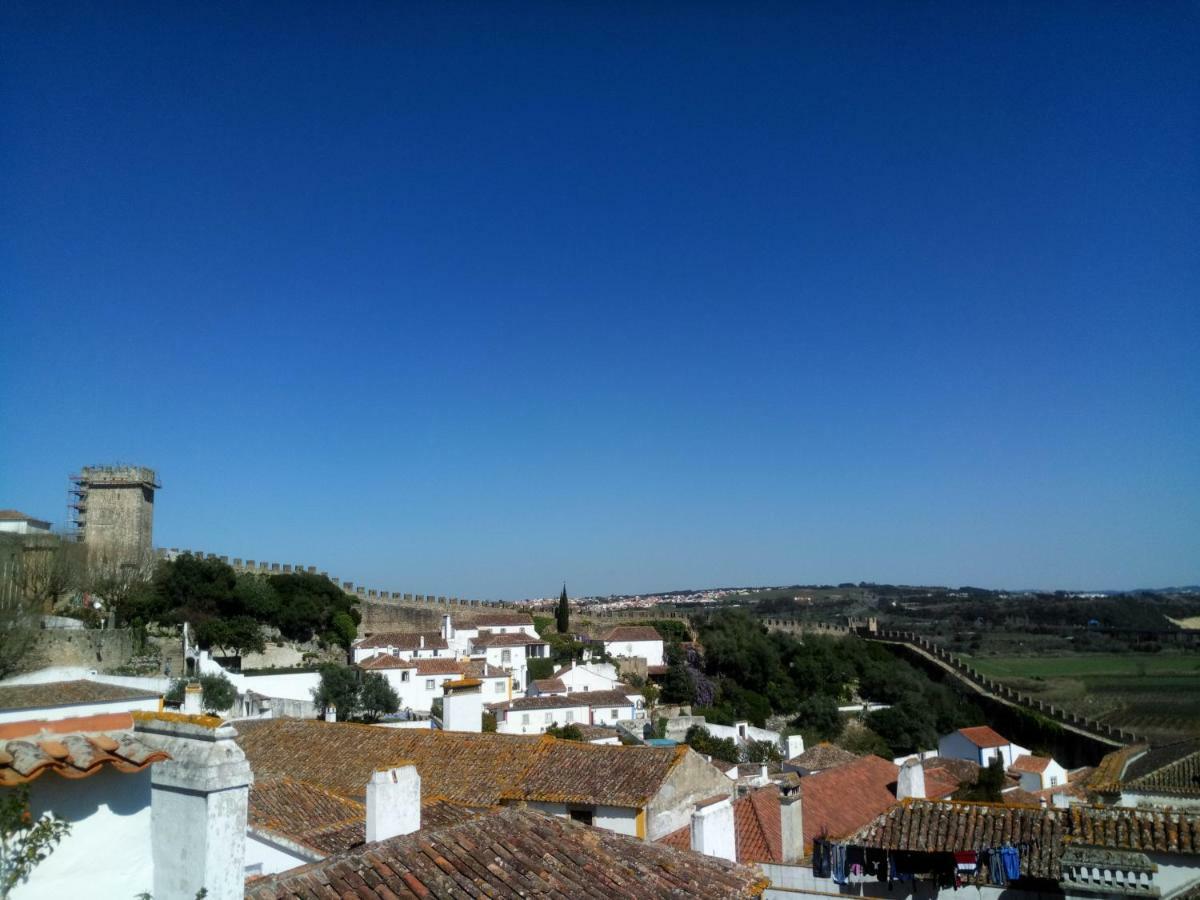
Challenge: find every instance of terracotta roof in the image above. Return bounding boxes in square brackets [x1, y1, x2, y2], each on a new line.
[1122, 738, 1200, 797]
[646, 664, 670, 676]
[463, 611, 534, 628]
[785, 742, 859, 772]
[576, 688, 639, 708]
[460, 659, 508, 679]
[0, 509, 48, 524]
[357, 653, 417, 670]
[0, 713, 169, 787]
[922, 755, 980, 787]
[0, 680, 162, 712]
[501, 741, 689, 807]
[236, 719, 695, 810]
[852, 799, 1200, 881]
[575, 724, 620, 742]
[353, 632, 447, 651]
[595, 625, 663, 643]
[532, 677, 566, 693]
[925, 767, 963, 799]
[244, 806, 768, 899]
[660, 786, 784, 864]
[956, 725, 1011, 748]
[1010, 754, 1054, 775]
[491, 695, 588, 712]
[799, 755, 903, 851]
[413, 658, 466, 676]
[249, 777, 491, 855]
[469, 631, 546, 648]
[1090, 743, 1148, 793]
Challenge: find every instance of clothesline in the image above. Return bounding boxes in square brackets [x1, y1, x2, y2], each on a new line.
[811, 837, 1032, 889]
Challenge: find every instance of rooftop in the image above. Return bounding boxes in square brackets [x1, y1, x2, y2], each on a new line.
[956, 725, 1012, 748]
[235, 718, 693, 810]
[851, 798, 1200, 881]
[531, 677, 566, 693]
[1122, 738, 1200, 798]
[468, 631, 547, 648]
[244, 806, 768, 899]
[0, 509, 49, 524]
[0, 680, 162, 712]
[660, 785, 784, 864]
[352, 632, 448, 651]
[594, 625, 663, 643]
[0, 712, 170, 787]
[1010, 754, 1054, 775]
[465, 611, 534, 627]
[785, 742, 859, 772]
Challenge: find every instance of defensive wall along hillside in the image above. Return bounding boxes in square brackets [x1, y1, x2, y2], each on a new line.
[762, 616, 1141, 765]
[158, 548, 694, 633]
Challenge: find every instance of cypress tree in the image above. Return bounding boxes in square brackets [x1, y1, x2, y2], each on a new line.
[556, 583, 570, 633]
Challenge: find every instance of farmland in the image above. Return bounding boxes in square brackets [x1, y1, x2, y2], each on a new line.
[964, 652, 1200, 744]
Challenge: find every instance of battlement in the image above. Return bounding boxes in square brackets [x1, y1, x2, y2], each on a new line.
[77, 465, 160, 488]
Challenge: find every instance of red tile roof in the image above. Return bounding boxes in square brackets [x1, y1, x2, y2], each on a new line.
[957, 725, 1011, 748]
[0, 509, 48, 524]
[1010, 754, 1053, 775]
[785, 742, 859, 772]
[595, 625, 663, 643]
[531, 677, 566, 693]
[0, 714, 169, 787]
[244, 806, 768, 899]
[412, 658, 466, 676]
[353, 632, 447, 651]
[357, 653, 417, 670]
[469, 631, 546, 648]
[659, 786, 784, 864]
[852, 798, 1200, 880]
[799, 755, 902, 851]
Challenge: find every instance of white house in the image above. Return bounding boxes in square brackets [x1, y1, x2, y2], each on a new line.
[358, 655, 480, 713]
[467, 631, 549, 694]
[1009, 754, 1069, 792]
[350, 631, 450, 664]
[937, 726, 1030, 769]
[0, 509, 53, 535]
[590, 625, 665, 667]
[491, 695, 593, 735]
[554, 660, 625, 694]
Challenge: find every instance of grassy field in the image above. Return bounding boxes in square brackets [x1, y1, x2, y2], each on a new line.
[964, 652, 1200, 743]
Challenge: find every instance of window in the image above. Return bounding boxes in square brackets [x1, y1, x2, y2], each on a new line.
[610, 709, 618, 719]
[544, 712, 553, 723]
[433, 649, 439, 657]
[1049, 776, 1059, 787]
[565, 711, 574, 723]
[425, 679, 435, 690]
[494, 681, 505, 693]
[401, 671, 410, 682]
[568, 809, 593, 826]
[521, 713, 530, 725]
[391, 648, 399, 657]
[501, 649, 511, 664]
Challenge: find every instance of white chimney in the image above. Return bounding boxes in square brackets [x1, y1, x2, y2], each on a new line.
[442, 679, 483, 733]
[897, 758, 925, 800]
[441, 614, 454, 641]
[182, 682, 202, 715]
[419, 634, 425, 649]
[785, 734, 805, 760]
[780, 790, 804, 864]
[690, 795, 736, 862]
[325, 704, 337, 723]
[366, 765, 421, 842]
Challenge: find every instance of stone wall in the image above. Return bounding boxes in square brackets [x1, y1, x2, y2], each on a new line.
[77, 466, 157, 562]
[22, 628, 135, 672]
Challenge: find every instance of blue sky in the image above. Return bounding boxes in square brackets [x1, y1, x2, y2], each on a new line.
[2, 3, 1197, 598]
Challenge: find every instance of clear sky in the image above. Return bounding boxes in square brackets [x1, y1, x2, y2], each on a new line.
[2, 3, 1197, 599]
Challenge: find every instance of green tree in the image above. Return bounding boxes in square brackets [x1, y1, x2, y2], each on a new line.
[545, 723, 585, 742]
[358, 672, 400, 722]
[199, 673, 237, 714]
[958, 756, 1006, 802]
[684, 725, 740, 764]
[312, 663, 359, 720]
[555, 584, 570, 634]
[197, 616, 265, 658]
[838, 725, 893, 759]
[789, 694, 843, 743]
[1, 785, 71, 898]
[482, 711, 497, 733]
[744, 739, 783, 763]
[331, 611, 358, 649]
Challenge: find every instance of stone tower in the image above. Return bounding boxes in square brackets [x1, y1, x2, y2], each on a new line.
[70, 465, 160, 562]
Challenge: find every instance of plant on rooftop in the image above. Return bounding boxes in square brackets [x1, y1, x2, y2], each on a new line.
[743, 739, 783, 763]
[0, 784, 71, 898]
[684, 725, 740, 764]
[545, 723, 584, 741]
[482, 711, 497, 733]
[958, 756, 1006, 802]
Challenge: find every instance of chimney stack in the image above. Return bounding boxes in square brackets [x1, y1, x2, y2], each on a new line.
[419, 634, 425, 649]
[780, 790, 804, 864]
[897, 758, 925, 801]
[441, 614, 454, 641]
[442, 679, 483, 733]
[785, 734, 805, 760]
[182, 682, 202, 715]
[690, 795, 736, 862]
[366, 766, 421, 842]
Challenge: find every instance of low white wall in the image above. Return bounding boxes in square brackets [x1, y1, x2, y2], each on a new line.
[245, 831, 317, 878]
[14, 767, 154, 900]
[521, 801, 639, 837]
[0, 695, 161, 725]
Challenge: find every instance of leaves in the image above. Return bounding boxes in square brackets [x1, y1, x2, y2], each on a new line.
[0, 785, 71, 897]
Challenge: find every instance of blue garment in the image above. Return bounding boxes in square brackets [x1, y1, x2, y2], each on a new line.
[1002, 847, 1021, 881]
[832, 843, 848, 885]
[988, 849, 1007, 885]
